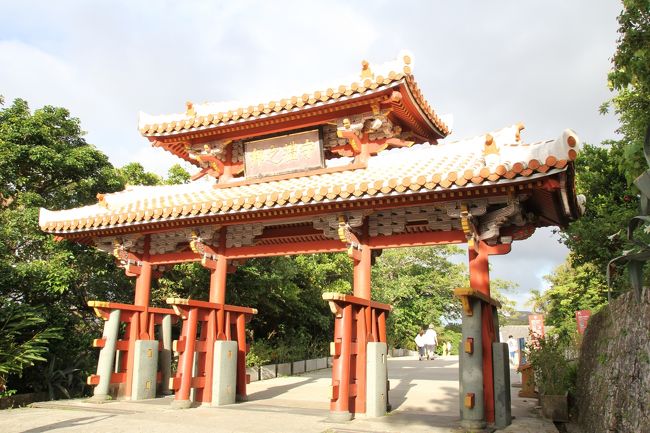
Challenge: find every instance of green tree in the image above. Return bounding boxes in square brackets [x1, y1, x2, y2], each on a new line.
[604, 0, 650, 184]
[0, 303, 61, 396]
[118, 162, 162, 186]
[525, 289, 547, 314]
[165, 164, 191, 185]
[0, 99, 123, 209]
[559, 143, 638, 286]
[490, 278, 518, 324]
[372, 246, 466, 348]
[0, 98, 129, 395]
[540, 259, 609, 335]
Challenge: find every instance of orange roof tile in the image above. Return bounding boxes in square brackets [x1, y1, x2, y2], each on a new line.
[138, 54, 450, 139]
[40, 127, 579, 234]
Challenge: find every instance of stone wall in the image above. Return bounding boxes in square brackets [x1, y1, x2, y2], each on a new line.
[575, 288, 649, 432]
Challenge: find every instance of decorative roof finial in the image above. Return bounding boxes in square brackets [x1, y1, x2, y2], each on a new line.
[185, 101, 195, 117]
[402, 53, 412, 74]
[483, 134, 499, 156]
[515, 122, 525, 142]
[360, 60, 373, 80]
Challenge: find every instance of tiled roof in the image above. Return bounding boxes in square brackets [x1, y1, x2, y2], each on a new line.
[39, 126, 579, 234]
[137, 54, 450, 138]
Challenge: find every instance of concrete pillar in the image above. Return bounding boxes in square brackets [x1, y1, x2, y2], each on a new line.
[160, 314, 173, 395]
[459, 298, 485, 430]
[366, 342, 388, 417]
[190, 349, 199, 403]
[211, 340, 238, 406]
[114, 350, 122, 373]
[493, 342, 512, 429]
[131, 340, 159, 400]
[90, 309, 121, 402]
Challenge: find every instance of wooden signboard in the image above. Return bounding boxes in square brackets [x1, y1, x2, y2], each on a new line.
[575, 310, 591, 335]
[244, 129, 323, 178]
[528, 313, 545, 339]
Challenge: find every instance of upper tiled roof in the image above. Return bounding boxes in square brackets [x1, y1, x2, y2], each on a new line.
[39, 126, 579, 234]
[137, 53, 450, 138]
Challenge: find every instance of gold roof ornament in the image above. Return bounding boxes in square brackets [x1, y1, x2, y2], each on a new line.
[360, 60, 374, 80]
[483, 134, 499, 156]
[185, 101, 195, 117]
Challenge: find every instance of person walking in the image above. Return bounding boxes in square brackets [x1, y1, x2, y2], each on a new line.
[415, 329, 426, 361]
[423, 324, 438, 360]
[507, 335, 518, 366]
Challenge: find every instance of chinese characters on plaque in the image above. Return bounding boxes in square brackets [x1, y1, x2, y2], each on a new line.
[244, 129, 323, 178]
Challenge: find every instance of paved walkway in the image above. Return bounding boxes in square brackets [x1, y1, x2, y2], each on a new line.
[0, 355, 556, 432]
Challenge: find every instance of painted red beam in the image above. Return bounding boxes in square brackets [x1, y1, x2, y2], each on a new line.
[368, 230, 466, 249]
[148, 250, 201, 265]
[225, 239, 346, 259]
[257, 224, 322, 240]
[142, 230, 468, 265]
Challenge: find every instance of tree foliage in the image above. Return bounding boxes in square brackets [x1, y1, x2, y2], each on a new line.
[372, 246, 466, 348]
[540, 259, 609, 335]
[559, 143, 638, 272]
[118, 162, 162, 186]
[0, 98, 132, 394]
[539, 2, 650, 329]
[0, 303, 61, 396]
[602, 1, 650, 184]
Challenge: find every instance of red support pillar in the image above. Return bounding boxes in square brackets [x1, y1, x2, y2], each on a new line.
[212, 258, 228, 339]
[124, 312, 140, 398]
[353, 241, 371, 414]
[134, 261, 152, 338]
[333, 304, 353, 415]
[235, 312, 247, 401]
[468, 241, 511, 424]
[176, 306, 198, 405]
[353, 243, 372, 300]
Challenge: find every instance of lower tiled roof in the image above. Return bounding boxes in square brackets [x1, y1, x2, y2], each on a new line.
[39, 126, 579, 234]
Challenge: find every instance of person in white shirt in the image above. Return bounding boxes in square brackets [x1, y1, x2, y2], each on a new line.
[507, 335, 518, 366]
[414, 329, 426, 361]
[422, 325, 438, 360]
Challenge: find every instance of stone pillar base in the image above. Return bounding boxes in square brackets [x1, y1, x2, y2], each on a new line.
[171, 399, 192, 409]
[328, 411, 354, 422]
[366, 342, 388, 418]
[88, 394, 111, 403]
[459, 419, 487, 430]
[131, 340, 159, 400]
[212, 340, 238, 406]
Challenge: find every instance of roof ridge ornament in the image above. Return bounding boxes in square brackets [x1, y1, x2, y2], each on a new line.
[185, 101, 195, 117]
[360, 60, 374, 80]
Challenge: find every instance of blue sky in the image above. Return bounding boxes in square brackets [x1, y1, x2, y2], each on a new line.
[0, 1, 622, 309]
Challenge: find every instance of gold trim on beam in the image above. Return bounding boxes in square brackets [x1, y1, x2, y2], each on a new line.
[453, 287, 502, 316]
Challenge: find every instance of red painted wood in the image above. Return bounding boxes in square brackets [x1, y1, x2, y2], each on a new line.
[235, 313, 247, 400]
[333, 304, 353, 414]
[124, 312, 139, 398]
[176, 307, 198, 402]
